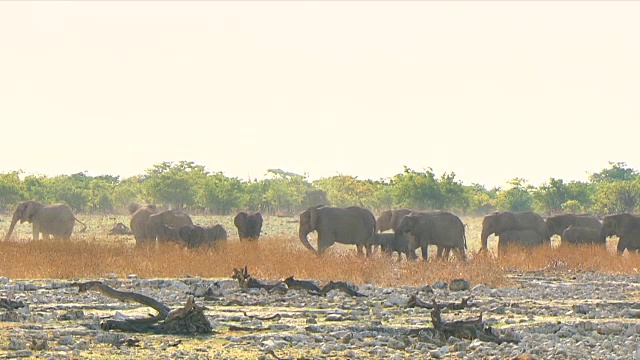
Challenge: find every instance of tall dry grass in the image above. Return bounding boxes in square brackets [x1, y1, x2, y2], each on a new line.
[1, 236, 639, 288]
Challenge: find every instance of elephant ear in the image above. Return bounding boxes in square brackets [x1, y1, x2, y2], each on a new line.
[254, 212, 263, 225]
[309, 207, 319, 231]
[234, 212, 247, 228]
[23, 201, 41, 222]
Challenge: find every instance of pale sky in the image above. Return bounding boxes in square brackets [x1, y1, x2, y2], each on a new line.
[1, 2, 639, 188]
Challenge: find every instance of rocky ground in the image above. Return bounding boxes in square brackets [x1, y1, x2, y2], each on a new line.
[1, 270, 640, 359]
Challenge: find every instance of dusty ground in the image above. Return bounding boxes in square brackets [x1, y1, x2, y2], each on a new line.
[2, 269, 640, 359]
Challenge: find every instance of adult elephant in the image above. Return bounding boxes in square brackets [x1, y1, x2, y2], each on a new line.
[546, 214, 602, 242]
[129, 204, 158, 246]
[234, 212, 263, 240]
[395, 211, 466, 261]
[178, 225, 206, 247]
[481, 211, 549, 251]
[376, 209, 415, 232]
[299, 206, 376, 256]
[146, 210, 193, 243]
[562, 225, 604, 245]
[600, 213, 640, 254]
[5, 201, 86, 241]
[498, 229, 545, 254]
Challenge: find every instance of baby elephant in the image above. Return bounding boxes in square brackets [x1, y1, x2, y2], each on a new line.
[498, 229, 544, 254]
[373, 233, 418, 261]
[562, 225, 604, 245]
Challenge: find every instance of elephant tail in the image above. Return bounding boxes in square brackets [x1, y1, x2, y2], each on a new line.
[74, 217, 87, 232]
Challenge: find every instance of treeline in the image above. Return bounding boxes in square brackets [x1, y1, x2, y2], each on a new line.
[0, 161, 639, 216]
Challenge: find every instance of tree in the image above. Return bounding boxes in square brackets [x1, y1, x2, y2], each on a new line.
[144, 161, 207, 209]
[589, 162, 639, 183]
[496, 178, 533, 212]
[0, 171, 24, 210]
[532, 178, 570, 214]
[390, 167, 445, 210]
[593, 180, 640, 214]
[197, 172, 244, 214]
[313, 175, 377, 208]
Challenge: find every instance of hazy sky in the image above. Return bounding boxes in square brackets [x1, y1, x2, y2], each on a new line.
[1, 2, 639, 188]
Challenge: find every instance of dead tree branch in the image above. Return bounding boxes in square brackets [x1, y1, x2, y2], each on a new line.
[74, 281, 212, 334]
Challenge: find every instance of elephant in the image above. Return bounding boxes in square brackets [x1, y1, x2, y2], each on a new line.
[146, 210, 193, 243]
[298, 205, 376, 256]
[545, 214, 602, 242]
[178, 225, 206, 247]
[600, 213, 640, 254]
[5, 201, 87, 241]
[204, 225, 227, 244]
[234, 212, 263, 240]
[156, 224, 181, 243]
[129, 203, 158, 246]
[481, 211, 549, 251]
[498, 229, 545, 254]
[376, 209, 415, 232]
[376, 209, 418, 254]
[395, 211, 466, 261]
[561, 225, 604, 245]
[372, 232, 418, 261]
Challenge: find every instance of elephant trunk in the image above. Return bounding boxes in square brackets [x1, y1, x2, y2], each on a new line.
[480, 228, 491, 251]
[5, 211, 20, 241]
[298, 228, 318, 254]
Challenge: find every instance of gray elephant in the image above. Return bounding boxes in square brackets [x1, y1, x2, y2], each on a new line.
[376, 209, 415, 232]
[234, 212, 263, 240]
[129, 203, 158, 246]
[481, 211, 549, 251]
[372, 232, 418, 261]
[5, 201, 86, 241]
[498, 229, 545, 254]
[146, 210, 193, 243]
[204, 225, 227, 244]
[546, 214, 602, 241]
[561, 225, 604, 245]
[395, 211, 466, 260]
[156, 224, 181, 243]
[178, 225, 206, 247]
[299, 205, 376, 256]
[600, 213, 640, 254]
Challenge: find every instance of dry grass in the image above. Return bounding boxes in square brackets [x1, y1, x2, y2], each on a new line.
[1, 235, 639, 288]
[1, 214, 639, 289]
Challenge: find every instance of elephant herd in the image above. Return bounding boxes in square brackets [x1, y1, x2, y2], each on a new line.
[299, 207, 640, 259]
[5, 200, 640, 256]
[128, 204, 264, 247]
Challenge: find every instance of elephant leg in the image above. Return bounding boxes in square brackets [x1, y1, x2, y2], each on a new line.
[365, 244, 373, 257]
[32, 223, 40, 241]
[420, 243, 429, 261]
[443, 247, 452, 259]
[617, 237, 628, 254]
[42, 232, 51, 240]
[436, 246, 445, 259]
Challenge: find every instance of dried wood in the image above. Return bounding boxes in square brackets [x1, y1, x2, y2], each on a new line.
[74, 281, 212, 334]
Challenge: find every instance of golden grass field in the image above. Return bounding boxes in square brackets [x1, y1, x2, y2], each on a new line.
[1, 213, 639, 288]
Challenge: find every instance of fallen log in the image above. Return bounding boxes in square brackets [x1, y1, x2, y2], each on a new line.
[0, 298, 25, 311]
[74, 281, 212, 334]
[319, 281, 367, 297]
[243, 311, 281, 321]
[232, 266, 287, 293]
[407, 295, 472, 310]
[430, 299, 517, 345]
